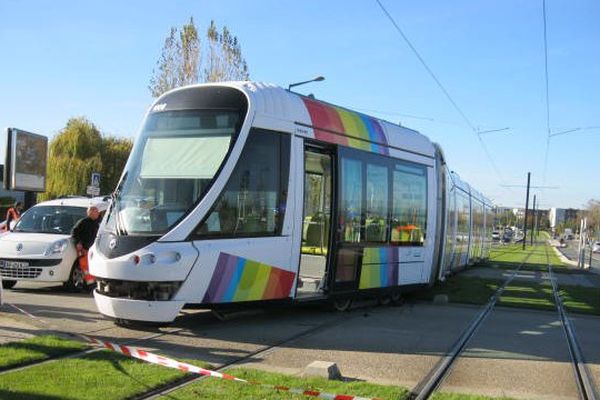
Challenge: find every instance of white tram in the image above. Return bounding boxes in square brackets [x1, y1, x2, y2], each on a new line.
[90, 82, 493, 323]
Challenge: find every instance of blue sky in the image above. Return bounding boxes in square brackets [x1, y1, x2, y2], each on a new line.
[0, 1, 598, 209]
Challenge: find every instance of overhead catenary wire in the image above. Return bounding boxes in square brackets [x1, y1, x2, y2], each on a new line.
[374, 0, 507, 185]
[541, 0, 552, 186]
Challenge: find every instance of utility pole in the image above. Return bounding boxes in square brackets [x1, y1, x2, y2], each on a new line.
[523, 172, 531, 250]
[578, 218, 587, 268]
[530, 194, 536, 246]
[590, 227, 594, 269]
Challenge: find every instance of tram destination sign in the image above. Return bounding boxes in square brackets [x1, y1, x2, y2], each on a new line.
[3, 128, 48, 192]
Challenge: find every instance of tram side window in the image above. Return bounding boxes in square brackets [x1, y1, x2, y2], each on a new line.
[195, 129, 290, 237]
[365, 163, 389, 242]
[340, 158, 363, 242]
[390, 162, 427, 246]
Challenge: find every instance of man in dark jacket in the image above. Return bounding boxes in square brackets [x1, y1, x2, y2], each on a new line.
[71, 206, 101, 287]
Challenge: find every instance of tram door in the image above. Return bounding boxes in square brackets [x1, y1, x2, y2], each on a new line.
[297, 148, 333, 298]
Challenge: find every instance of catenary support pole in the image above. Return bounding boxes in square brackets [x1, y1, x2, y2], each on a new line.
[523, 172, 531, 250]
[531, 195, 536, 246]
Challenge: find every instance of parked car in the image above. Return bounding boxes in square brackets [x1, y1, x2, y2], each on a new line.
[502, 228, 513, 243]
[492, 231, 501, 241]
[0, 197, 108, 290]
[593, 242, 600, 253]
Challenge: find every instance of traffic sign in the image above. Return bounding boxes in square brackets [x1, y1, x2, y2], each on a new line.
[86, 185, 100, 196]
[91, 172, 101, 188]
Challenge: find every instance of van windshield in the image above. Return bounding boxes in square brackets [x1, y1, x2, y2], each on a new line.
[14, 206, 88, 234]
[105, 109, 242, 235]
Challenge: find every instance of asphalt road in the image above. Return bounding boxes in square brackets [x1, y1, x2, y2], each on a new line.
[1, 281, 600, 399]
[558, 240, 600, 273]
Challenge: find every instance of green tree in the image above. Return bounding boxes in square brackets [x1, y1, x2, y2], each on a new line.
[149, 17, 249, 97]
[99, 136, 133, 195]
[39, 117, 132, 201]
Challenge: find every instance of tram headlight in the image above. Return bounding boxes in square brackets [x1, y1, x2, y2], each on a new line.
[45, 239, 68, 256]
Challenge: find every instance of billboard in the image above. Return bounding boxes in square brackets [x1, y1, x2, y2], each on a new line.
[4, 128, 48, 192]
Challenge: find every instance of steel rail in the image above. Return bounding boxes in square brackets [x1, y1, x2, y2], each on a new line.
[547, 245, 599, 400]
[133, 305, 374, 400]
[409, 251, 533, 400]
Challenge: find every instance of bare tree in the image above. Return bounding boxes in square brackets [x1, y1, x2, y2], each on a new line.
[148, 27, 181, 98]
[204, 21, 249, 82]
[586, 199, 600, 239]
[149, 18, 249, 97]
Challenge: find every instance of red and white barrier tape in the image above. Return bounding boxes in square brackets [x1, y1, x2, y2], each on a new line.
[4, 302, 382, 400]
[80, 334, 380, 400]
[81, 334, 245, 382]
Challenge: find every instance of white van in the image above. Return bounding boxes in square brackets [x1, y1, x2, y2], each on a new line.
[0, 196, 108, 290]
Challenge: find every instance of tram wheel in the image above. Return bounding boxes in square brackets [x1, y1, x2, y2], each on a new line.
[211, 309, 228, 321]
[391, 291, 403, 305]
[378, 295, 392, 306]
[332, 298, 352, 312]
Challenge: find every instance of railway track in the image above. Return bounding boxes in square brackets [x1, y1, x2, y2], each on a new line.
[131, 304, 374, 400]
[2, 298, 376, 399]
[409, 242, 599, 400]
[547, 246, 598, 400]
[408, 250, 532, 400]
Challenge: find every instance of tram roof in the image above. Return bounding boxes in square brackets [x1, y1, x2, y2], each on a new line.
[159, 81, 436, 159]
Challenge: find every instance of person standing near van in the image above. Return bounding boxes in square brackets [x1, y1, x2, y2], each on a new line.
[71, 206, 101, 287]
[4, 201, 23, 231]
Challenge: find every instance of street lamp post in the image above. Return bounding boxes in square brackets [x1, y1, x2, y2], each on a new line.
[288, 76, 325, 91]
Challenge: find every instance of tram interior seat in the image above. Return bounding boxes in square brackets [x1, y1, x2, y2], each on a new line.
[302, 214, 329, 255]
[365, 217, 385, 242]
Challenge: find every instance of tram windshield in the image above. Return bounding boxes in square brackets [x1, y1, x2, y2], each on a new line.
[106, 109, 242, 235]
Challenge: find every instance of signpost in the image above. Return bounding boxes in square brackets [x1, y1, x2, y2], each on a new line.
[3, 128, 48, 209]
[86, 172, 101, 196]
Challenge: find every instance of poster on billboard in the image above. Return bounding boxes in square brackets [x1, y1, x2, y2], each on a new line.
[3, 128, 48, 192]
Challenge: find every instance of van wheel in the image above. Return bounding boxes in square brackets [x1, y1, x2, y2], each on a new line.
[2, 279, 17, 289]
[64, 263, 87, 292]
[332, 298, 352, 312]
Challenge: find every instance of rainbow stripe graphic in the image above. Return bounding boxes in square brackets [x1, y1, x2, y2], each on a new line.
[359, 247, 400, 289]
[203, 253, 296, 303]
[302, 98, 389, 154]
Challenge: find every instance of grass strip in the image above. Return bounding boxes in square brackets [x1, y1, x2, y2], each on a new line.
[487, 262, 585, 275]
[0, 335, 87, 372]
[168, 367, 408, 400]
[416, 272, 600, 316]
[0, 350, 211, 400]
[561, 285, 600, 316]
[409, 276, 499, 305]
[432, 392, 516, 400]
[489, 243, 563, 267]
[499, 281, 556, 312]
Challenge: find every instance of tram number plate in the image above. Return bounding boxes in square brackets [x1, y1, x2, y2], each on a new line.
[0, 260, 29, 268]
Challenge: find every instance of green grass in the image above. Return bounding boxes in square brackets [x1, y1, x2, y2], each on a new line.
[487, 240, 570, 273]
[168, 367, 408, 400]
[0, 335, 87, 372]
[410, 276, 499, 305]
[489, 242, 563, 267]
[0, 350, 209, 400]
[561, 285, 600, 316]
[499, 281, 556, 312]
[432, 393, 516, 400]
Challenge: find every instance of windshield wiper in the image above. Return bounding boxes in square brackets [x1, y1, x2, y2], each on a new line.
[111, 172, 128, 236]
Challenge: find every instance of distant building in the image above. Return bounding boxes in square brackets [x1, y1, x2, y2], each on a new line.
[548, 207, 580, 230]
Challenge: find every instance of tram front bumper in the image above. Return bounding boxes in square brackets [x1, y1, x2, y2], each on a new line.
[94, 290, 184, 323]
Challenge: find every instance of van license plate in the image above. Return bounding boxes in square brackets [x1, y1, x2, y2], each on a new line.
[0, 260, 29, 268]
